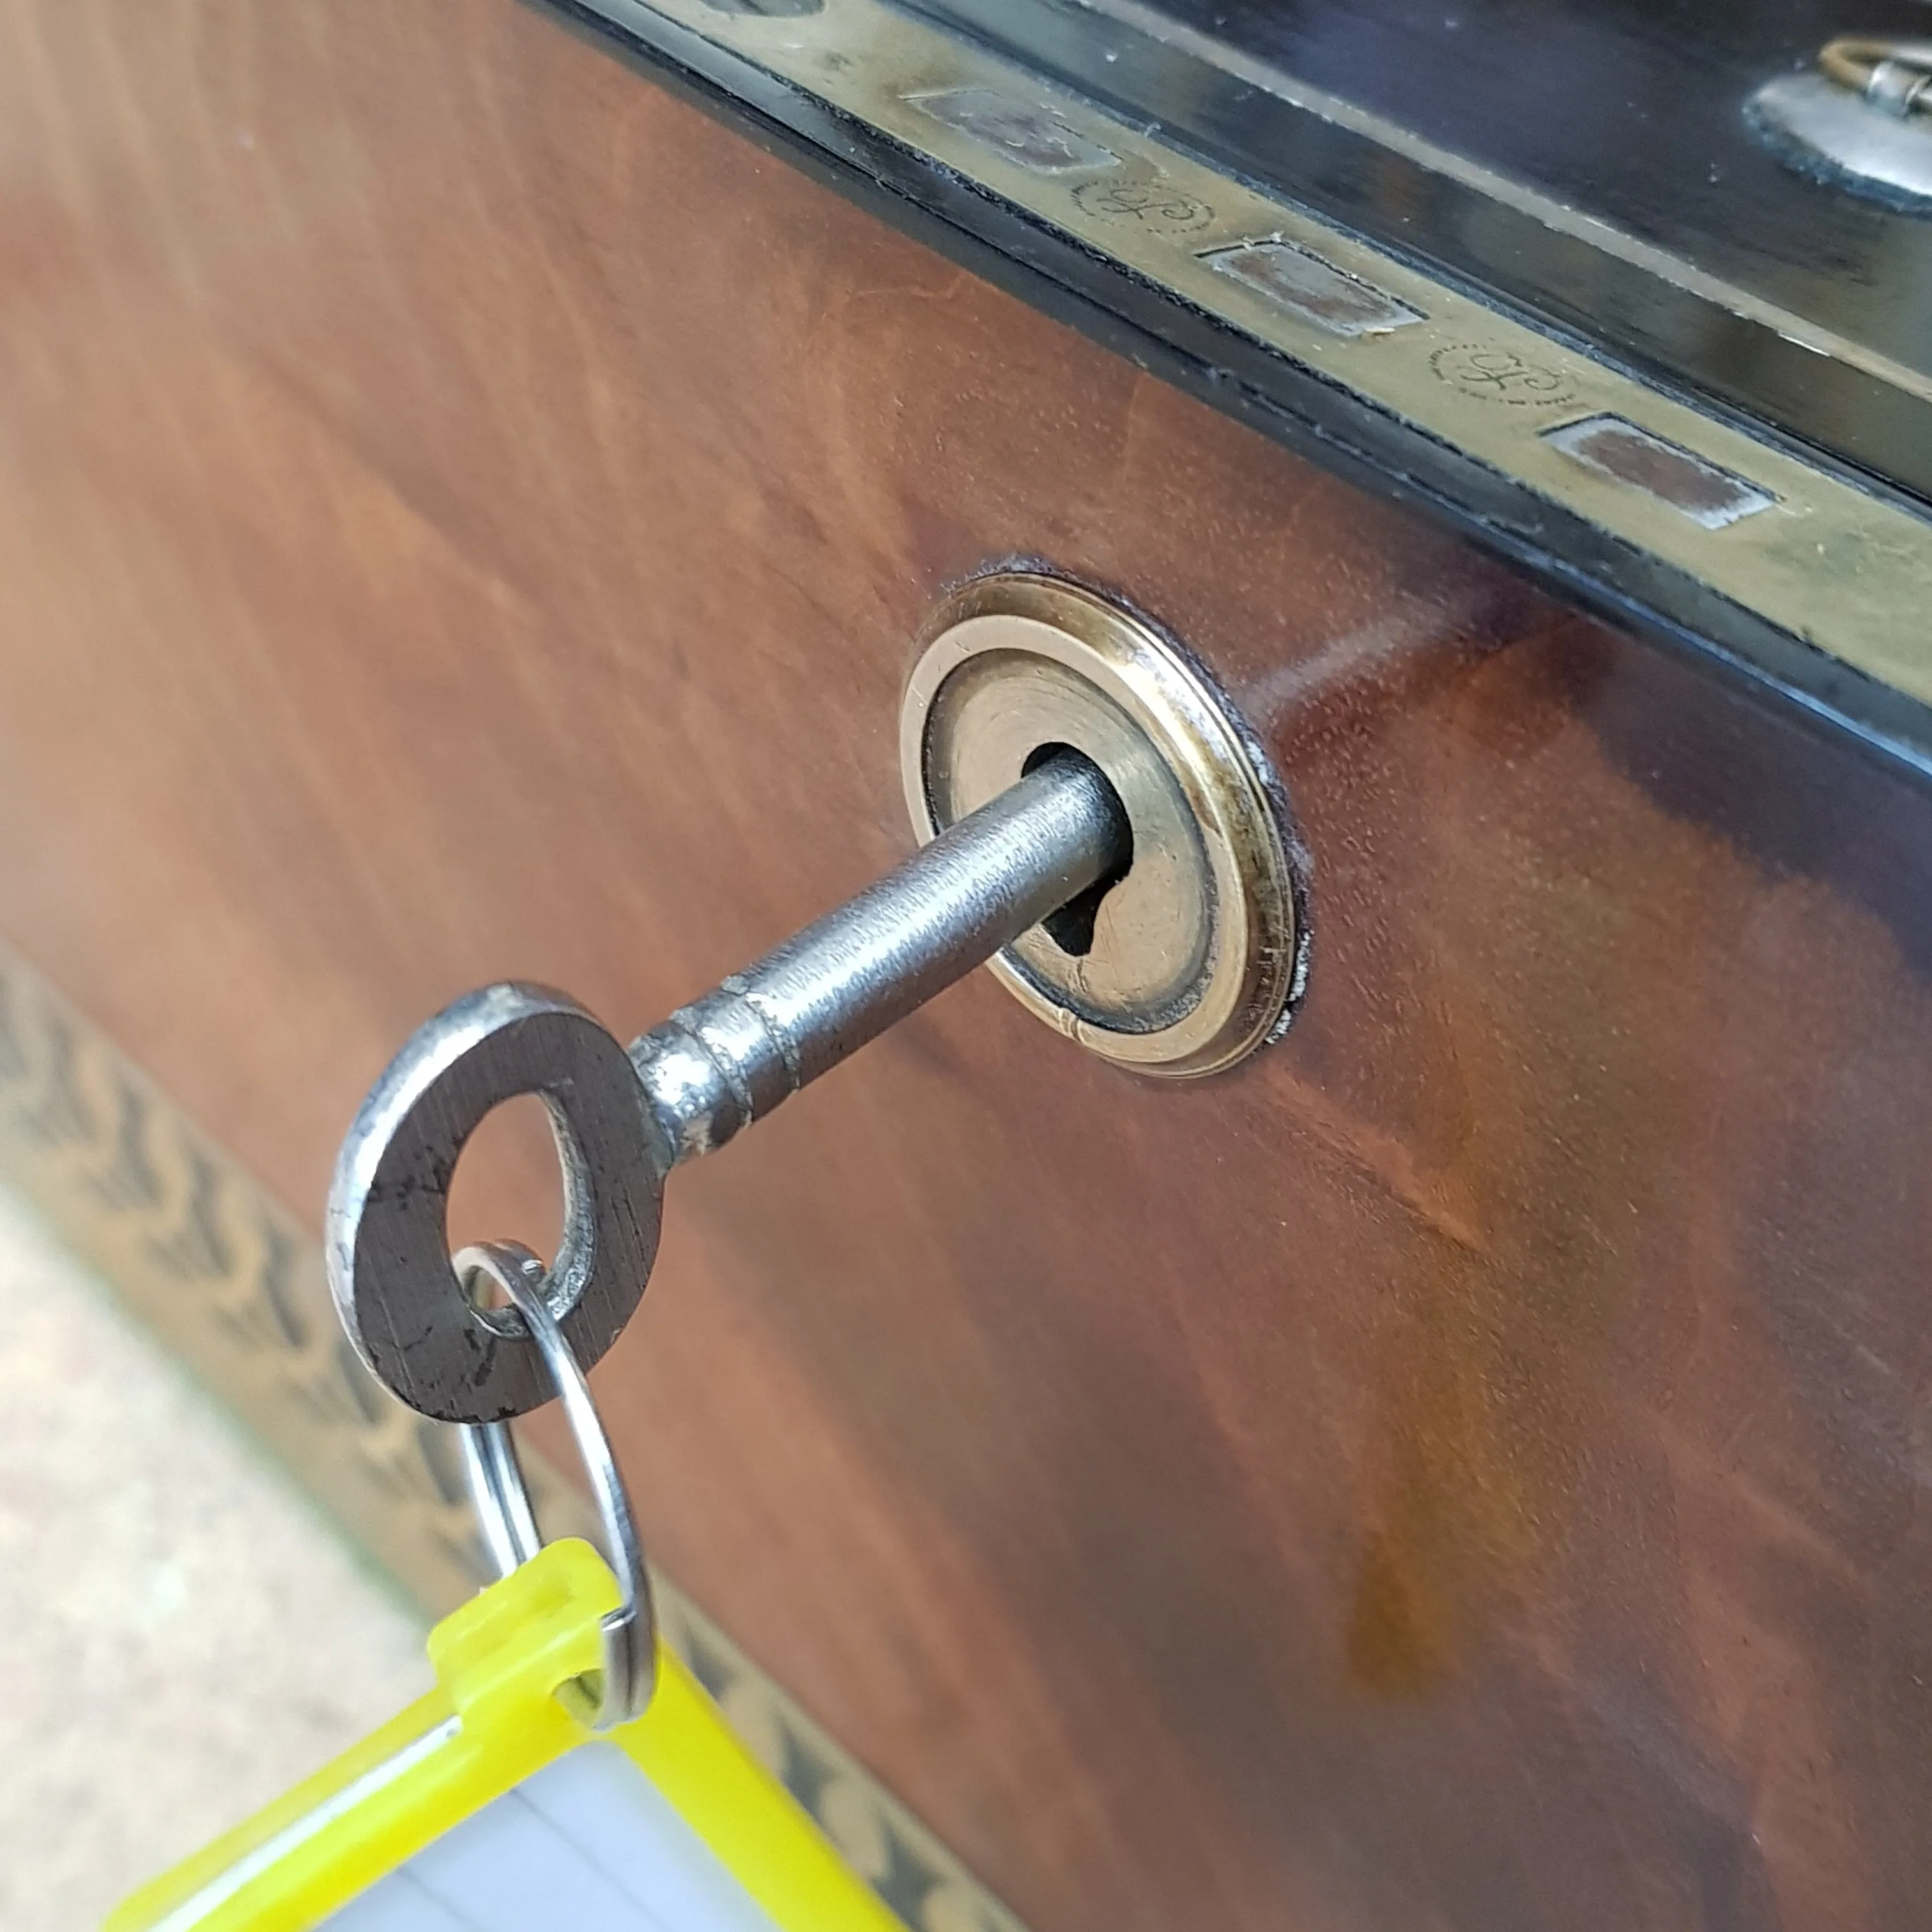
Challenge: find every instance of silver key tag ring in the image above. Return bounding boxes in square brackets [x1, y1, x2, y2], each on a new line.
[453, 1239, 657, 1731]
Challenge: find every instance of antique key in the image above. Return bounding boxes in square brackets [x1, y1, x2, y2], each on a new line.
[328, 574, 1298, 1427]
[329, 749, 1128, 1423]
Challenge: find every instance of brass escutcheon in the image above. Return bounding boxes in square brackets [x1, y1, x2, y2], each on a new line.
[900, 572, 1302, 1077]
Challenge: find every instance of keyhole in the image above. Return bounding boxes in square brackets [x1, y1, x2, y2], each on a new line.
[445, 1093, 567, 1307]
[1023, 742, 1133, 957]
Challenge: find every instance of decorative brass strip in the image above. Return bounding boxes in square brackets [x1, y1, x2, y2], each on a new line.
[0, 944, 1025, 1932]
[1075, 0, 1932, 408]
[585, 0, 1932, 715]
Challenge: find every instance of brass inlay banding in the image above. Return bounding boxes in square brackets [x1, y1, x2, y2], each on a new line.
[583, 0, 1932, 724]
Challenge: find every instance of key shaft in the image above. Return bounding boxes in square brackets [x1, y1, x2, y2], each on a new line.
[631, 752, 1129, 1163]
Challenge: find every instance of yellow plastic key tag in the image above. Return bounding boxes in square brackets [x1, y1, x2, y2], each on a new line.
[109, 1245, 902, 1932]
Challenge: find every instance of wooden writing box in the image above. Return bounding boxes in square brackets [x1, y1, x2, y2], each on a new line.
[4, 3, 1931, 1929]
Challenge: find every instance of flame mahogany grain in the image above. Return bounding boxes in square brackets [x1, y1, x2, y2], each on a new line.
[3, 4, 1931, 1930]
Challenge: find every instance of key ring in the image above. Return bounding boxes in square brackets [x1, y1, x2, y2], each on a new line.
[453, 1239, 657, 1731]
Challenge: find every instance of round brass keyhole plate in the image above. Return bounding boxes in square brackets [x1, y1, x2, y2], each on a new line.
[900, 572, 1302, 1077]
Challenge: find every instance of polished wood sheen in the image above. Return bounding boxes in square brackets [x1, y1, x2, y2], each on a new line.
[4, 4, 1931, 1931]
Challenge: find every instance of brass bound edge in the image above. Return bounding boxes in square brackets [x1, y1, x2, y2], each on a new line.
[568, 0, 1932, 741]
[0, 943, 1025, 1932]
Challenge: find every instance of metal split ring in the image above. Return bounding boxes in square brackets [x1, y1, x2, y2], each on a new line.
[455, 1239, 657, 1731]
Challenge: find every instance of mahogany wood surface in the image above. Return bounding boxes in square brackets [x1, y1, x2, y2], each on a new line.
[4, 4, 1932, 1930]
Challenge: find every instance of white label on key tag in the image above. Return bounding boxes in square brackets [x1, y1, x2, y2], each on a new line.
[328, 1745, 783, 1932]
